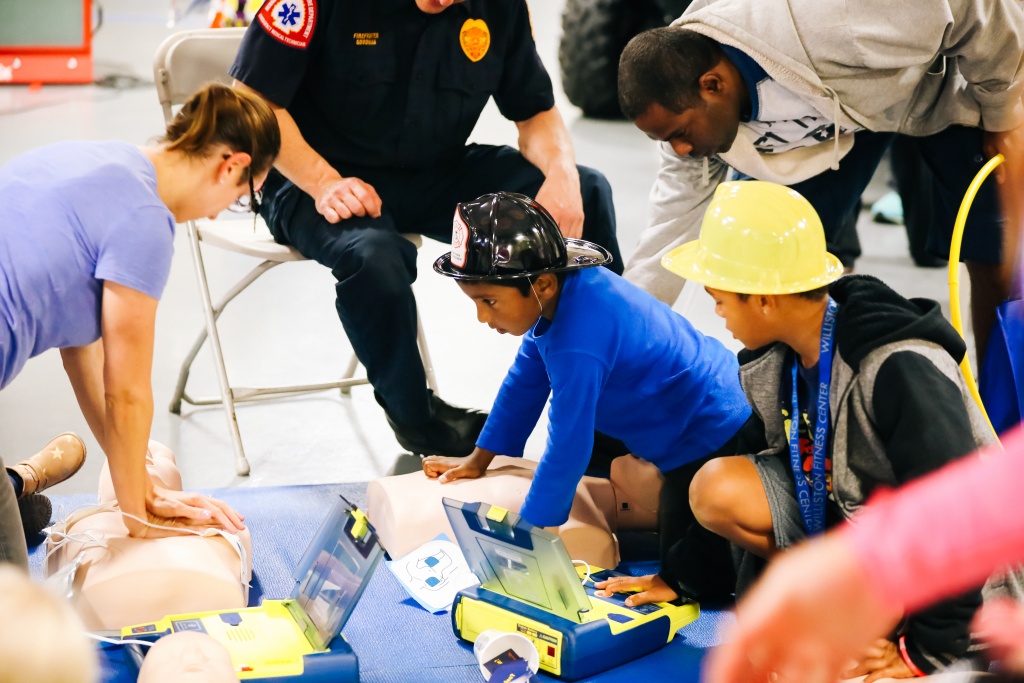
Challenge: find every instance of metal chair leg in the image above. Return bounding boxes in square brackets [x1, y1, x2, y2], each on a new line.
[185, 223, 250, 476]
[173, 224, 437, 475]
[339, 353, 361, 396]
[171, 257, 282, 414]
[417, 309, 438, 394]
[338, 305, 436, 396]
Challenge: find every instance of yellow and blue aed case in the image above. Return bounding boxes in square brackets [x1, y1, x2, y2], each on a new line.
[121, 496, 383, 682]
[443, 498, 699, 680]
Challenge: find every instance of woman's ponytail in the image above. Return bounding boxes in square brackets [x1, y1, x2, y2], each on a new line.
[162, 81, 280, 177]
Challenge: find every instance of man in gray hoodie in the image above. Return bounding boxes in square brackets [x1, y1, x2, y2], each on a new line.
[617, 0, 1024, 364]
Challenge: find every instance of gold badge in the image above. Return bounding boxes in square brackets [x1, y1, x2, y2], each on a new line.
[460, 19, 490, 62]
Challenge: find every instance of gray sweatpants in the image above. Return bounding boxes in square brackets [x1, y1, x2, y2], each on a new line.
[0, 455, 28, 569]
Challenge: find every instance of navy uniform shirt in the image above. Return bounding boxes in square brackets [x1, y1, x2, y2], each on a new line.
[230, 0, 555, 171]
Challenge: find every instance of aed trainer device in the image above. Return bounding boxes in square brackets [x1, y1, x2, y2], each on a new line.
[121, 496, 383, 682]
[443, 497, 699, 680]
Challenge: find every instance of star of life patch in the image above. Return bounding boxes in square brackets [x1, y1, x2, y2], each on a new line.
[451, 209, 469, 268]
[257, 0, 317, 49]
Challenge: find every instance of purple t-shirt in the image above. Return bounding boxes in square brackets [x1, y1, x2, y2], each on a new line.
[0, 141, 175, 389]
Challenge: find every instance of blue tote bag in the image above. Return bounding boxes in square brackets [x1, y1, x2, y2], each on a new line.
[980, 298, 1024, 435]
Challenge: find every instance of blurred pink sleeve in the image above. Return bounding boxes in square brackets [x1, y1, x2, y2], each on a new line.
[842, 424, 1024, 613]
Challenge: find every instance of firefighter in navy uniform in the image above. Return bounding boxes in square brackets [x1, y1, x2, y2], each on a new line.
[230, 0, 623, 457]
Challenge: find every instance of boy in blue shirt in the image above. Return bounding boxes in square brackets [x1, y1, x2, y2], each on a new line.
[423, 191, 755, 604]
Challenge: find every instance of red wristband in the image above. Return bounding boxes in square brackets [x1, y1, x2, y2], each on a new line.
[898, 635, 928, 677]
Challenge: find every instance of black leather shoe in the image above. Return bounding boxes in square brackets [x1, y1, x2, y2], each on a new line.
[912, 252, 946, 268]
[429, 392, 488, 438]
[18, 493, 52, 539]
[382, 392, 488, 457]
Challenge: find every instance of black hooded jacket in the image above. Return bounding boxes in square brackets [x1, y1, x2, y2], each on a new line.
[736, 275, 990, 674]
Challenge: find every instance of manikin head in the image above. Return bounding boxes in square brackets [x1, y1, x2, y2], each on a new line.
[137, 632, 237, 683]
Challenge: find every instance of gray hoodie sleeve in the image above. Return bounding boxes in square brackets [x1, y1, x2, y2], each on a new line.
[943, 0, 1024, 132]
[622, 143, 728, 305]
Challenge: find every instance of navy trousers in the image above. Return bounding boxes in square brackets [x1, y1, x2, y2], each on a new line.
[740, 126, 1002, 267]
[261, 144, 623, 425]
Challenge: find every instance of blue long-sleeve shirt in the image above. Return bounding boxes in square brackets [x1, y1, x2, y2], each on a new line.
[477, 267, 752, 527]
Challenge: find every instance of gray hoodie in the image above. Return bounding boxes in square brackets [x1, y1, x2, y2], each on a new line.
[624, 0, 1024, 303]
[737, 275, 994, 672]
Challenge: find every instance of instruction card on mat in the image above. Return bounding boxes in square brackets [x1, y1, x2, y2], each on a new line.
[386, 534, 479, 613]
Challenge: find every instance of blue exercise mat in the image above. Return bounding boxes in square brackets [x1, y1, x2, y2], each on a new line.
[33, 484, 731, 683]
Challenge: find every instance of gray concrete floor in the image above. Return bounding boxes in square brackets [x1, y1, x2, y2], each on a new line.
[0, 0, 969, 499]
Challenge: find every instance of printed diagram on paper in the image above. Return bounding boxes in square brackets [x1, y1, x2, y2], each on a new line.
[387, 535, 479, 613]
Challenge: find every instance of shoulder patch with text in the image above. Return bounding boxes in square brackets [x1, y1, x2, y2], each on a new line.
[257, 0, 317, 49]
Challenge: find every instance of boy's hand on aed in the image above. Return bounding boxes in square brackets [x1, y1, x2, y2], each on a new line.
[422, 456, 486, 483]
[842, 639, 914, 682]
[593, 573, 678, 607]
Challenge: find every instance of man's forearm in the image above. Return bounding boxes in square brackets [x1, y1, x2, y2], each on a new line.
[270, 108, 345, 198]
[232, 80, 342, 199]
[515, 107, 577, 179]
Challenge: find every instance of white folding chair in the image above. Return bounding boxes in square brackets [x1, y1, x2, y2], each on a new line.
[153, 28, 437, 476]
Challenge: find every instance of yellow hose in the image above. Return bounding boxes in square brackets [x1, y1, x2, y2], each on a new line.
[948, 153, 1003, 442]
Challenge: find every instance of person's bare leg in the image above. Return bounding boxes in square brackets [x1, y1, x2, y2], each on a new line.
[689, 456, 777, 558]
[966, 260, 1006, 370]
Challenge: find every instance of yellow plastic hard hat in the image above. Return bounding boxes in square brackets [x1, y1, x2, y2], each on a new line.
[662, 181, 844, 294]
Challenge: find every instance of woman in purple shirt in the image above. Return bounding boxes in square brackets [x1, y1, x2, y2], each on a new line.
[0, 83, 280, 568]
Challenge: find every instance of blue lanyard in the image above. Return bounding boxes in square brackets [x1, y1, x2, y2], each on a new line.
[788, 297, 838, 536]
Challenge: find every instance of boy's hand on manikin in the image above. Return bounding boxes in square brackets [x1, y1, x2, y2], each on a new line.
[423, 457, 484, 482]
[422, 455, 485, 483]
[423, 448, 496, 483]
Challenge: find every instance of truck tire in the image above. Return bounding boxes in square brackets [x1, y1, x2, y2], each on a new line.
[559, 0, 667, 119]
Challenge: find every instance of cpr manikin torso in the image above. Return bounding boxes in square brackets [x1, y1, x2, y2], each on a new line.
[367, 455, 664, 568]
[46, 441, 251, 630]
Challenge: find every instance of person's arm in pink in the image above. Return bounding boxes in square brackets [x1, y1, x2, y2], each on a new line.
[845, 423, 1024, 614]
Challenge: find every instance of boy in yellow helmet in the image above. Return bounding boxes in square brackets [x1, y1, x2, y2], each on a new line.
[601, 181, 993, 679]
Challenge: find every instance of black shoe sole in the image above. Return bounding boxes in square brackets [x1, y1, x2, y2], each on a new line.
[386, 405, 486, 458]
[18, 494, 52, 539]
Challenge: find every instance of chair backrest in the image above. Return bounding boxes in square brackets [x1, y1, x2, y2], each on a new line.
[153, 28, 247, 126]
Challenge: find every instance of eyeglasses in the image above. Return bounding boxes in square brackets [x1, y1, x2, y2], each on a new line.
[228, 166, 263, 231]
